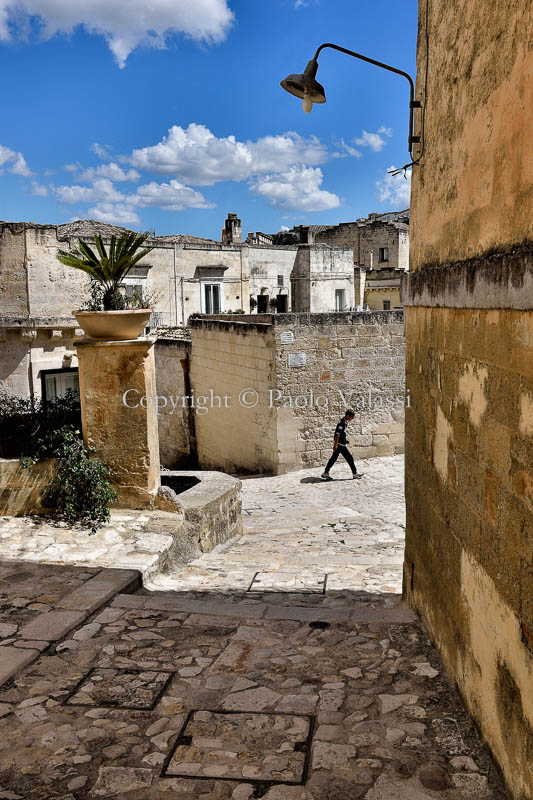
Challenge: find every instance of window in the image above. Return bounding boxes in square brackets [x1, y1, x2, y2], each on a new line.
[42, 369, 79, 402]
[383, 300, 391, 310]
[276, 295, 288, 313]
[277, 275, 284, 287]
[257, 295, 268, 313]
[125, 283, 143, 299]
[203, 283, 222, 314]
[379, 247, 389, 262]
[335, 289, 346, 311]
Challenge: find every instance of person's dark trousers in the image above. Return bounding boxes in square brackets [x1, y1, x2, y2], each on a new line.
[324, 445, 357, 474]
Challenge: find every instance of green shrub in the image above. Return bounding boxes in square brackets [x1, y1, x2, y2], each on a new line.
[23, 426, 117, 532]
[0, 390, 81, 458]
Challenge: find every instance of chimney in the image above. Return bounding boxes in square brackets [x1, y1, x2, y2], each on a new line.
[222, 213, 242, 244]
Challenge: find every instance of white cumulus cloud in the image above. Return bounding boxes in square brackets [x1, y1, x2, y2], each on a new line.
[377, 166, 412, 207]
[87, 202, 141, 226]
[30, 181, 48, 196]
[78, 162, 140, 182]
[0, 144, 32, 176]
[53, 174, 213, 223]
[134, 179, 214, 211]
[130, 124, 329, 185]
[0, 0, 234, 67]
[251, 166, 340, 212]
[355, 126, 393, 153]
[54, 177, 126, 205]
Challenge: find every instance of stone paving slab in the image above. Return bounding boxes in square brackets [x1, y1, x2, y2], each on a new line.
[0, 512, 175, 577]
[56, 570, 141, 613]
[0, 562, 141, 688]
[0, 594, 509, 799]
[147, 457, 406, 599]
[0, 645, 39, 686]
[0, 457, 512, 798]
[18, 609, 88, 641]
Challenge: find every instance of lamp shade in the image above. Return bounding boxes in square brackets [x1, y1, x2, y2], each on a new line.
[280, 58, 326, 105]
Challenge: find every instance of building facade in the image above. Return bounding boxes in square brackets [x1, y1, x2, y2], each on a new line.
[403, 2, 533, 798]
[0, 215, 355, 401]
[287, 211, 410, 311]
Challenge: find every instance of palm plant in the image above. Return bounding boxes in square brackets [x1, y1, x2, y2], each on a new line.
[56, 231, 155, 310]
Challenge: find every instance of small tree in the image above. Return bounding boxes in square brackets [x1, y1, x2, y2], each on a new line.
[56, 231, 155, 310]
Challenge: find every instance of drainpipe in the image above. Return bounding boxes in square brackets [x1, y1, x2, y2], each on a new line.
[240, 247, 244, 309]
[181, 277, 185, 326]
[173, 245, 179, 325]
[22, 224, 36, 408]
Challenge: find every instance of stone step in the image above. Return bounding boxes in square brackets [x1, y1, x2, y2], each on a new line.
[0, 568, 140, 689]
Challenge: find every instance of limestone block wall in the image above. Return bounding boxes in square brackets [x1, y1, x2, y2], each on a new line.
[154, 338, 195, 469]
[272, 312, 405, 473]
[0, 327, 80, 399]
[189, 318, 278, 474]
[245, 246, 297, 310]
[403, 1, 533, 797]
[0, 224, 27, 316]
[0, 458, 57, 515]
[189, 312, 405, 475]
[314, 220, 409, 272]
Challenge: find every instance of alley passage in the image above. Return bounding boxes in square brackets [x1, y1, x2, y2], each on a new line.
[0, 456, 509, 799]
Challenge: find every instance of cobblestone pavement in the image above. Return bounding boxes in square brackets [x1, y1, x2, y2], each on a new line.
[0, 457, 510, 799]
[147, 456, 405, 597]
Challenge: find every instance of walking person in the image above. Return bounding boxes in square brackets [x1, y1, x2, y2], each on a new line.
[321, 410, 364, 481]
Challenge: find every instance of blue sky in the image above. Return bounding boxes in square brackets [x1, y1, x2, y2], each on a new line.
[0, 0, 417, 239]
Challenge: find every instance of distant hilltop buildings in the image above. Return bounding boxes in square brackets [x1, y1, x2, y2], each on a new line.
[0, 209, 408, 401]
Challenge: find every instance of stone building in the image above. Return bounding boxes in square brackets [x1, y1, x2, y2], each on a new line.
[0, 215, 354, 402]
[186, 311, 405, 475]
[288, 210, 410, 311]
[402, 1, 533, 798]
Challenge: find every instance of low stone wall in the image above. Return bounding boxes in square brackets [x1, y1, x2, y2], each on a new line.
[161, 470, 242, 559]
[154, 338, 195, 469]
[0, 458, 56, 515]
[189, 312, 405, 475]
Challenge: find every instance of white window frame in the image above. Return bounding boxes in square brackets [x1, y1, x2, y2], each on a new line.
[335, 289, 346, 311]
[42, 369, 80, 402]
[379, 247, 389, 262]
[201, 281, 224, 314]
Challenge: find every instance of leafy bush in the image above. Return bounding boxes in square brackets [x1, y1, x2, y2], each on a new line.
[0, 390, 81, 458]
[23, 425, 117, 532]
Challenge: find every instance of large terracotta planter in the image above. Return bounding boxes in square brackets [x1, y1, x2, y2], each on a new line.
[73, 309, 152, 341]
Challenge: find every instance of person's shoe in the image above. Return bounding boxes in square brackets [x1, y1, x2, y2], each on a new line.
[320, 472, 333, 481]
[352, 472, 364, 480]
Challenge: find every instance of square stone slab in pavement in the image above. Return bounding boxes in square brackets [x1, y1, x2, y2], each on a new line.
[162, 709, 314, 784]
[64, 668, 174, 710]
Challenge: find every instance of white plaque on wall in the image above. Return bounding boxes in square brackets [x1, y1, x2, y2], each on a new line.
[280, 331, 294, 344]
[288, 352, 307, 367]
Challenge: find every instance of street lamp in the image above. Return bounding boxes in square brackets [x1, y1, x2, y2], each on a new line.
[281, 42, 422, 165]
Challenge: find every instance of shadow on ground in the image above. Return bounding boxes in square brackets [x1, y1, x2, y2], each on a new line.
[0, 560, 510, 800]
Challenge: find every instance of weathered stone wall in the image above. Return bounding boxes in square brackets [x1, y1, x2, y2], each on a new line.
[189, 318, 278, 474]
[404, 2, 533, 798]
[292, 247, 355, 313]
[315, 220, 409, 271]
[77, 338, 161, 508]
[272, 312, 405, 473]
[189, 312, 405, 475]
[245, 246, 296, 312]
[0, 327, 80, 398]
[154, 338, 194, 469]
[0, 224, 27, 316]
[0, 458, 57, 515]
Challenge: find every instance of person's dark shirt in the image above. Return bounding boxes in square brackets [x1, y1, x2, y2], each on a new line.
[335, 417, 348, 446]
